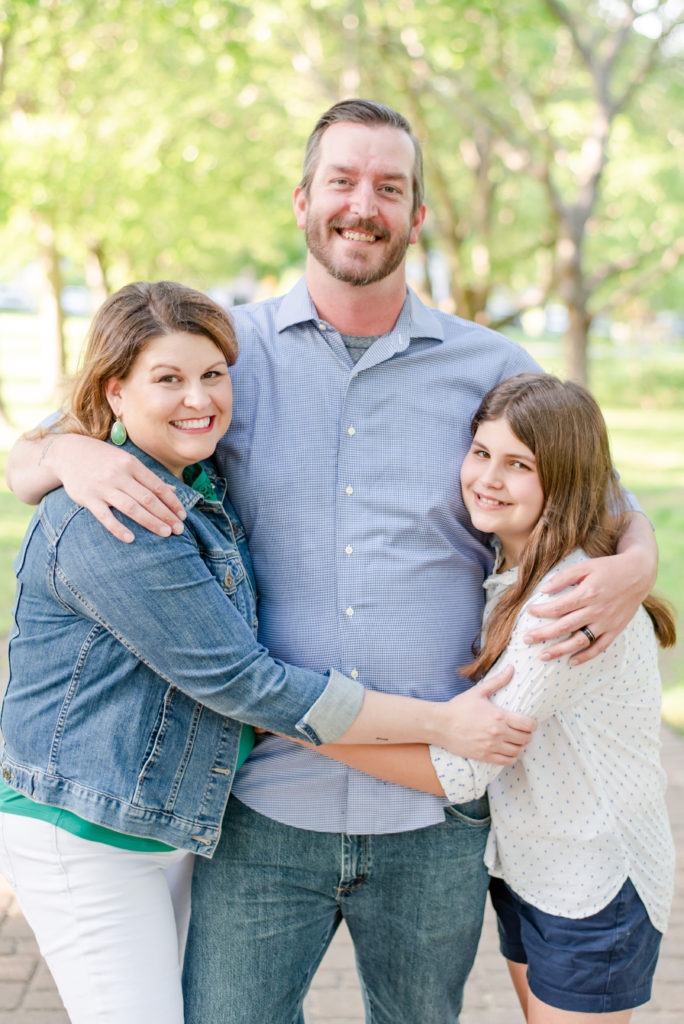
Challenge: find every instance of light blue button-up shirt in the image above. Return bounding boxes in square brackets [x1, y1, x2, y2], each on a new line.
[222, 277, 541, 833]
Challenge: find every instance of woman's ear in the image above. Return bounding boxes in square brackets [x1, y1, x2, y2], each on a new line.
[104, 378, 124, 418]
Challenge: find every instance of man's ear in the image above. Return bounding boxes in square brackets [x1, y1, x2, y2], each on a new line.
[293, 186, 307, 231]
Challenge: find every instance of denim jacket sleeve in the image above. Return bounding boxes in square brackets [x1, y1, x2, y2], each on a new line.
[48, 505, 364, 744]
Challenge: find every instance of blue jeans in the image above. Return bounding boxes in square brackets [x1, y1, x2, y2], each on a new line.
[182, 795, 490, 1023]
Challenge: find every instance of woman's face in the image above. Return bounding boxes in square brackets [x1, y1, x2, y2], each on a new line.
[105, 332, 232, 477]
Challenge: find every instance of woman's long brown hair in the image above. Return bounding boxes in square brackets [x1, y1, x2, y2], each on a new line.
[462, 374, 676, 680]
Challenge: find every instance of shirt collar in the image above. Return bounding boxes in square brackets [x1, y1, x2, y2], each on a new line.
[483, 539, 519, 601]
[276, 275, 446, 348]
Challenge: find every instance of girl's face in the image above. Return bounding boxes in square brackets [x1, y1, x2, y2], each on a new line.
[460, 416, 544, 567]
[105, 332, 232, 478]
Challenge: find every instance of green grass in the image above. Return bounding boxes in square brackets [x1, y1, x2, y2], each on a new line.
[1, 314, 683, 726]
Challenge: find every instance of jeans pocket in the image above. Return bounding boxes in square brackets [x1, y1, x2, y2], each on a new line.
[444, 794, 491, 827]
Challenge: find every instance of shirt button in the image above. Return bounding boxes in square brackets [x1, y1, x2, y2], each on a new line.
[345, 606, 354, 617]
[318, 322, 327, 330]
[347, 426, 356, 436]
[345, 485, 354, 495]
[345, 545, 353, 555]
[350, 669, 359, 680]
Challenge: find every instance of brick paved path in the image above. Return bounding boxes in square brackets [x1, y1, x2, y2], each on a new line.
[0, 724, 682, 1023]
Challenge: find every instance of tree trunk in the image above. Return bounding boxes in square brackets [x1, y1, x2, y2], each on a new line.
[563, 304, 591, 385]
[555, 225, 591, 386]
[85, 240, 110, 309]
[35, 217, 67, 403]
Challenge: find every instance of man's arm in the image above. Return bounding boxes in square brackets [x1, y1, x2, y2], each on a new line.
[6, 433, 186, 543]
[523, 512, 657, 665]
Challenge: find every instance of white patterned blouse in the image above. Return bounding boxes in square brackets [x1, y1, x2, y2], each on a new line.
[430, 548, 675, 933]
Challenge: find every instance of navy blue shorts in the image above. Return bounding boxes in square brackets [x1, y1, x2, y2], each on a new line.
[489, 876, 663, 1013]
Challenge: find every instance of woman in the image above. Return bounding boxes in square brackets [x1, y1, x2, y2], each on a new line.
[312, 373, 676, 1023]
[0, 281, 524, 1024]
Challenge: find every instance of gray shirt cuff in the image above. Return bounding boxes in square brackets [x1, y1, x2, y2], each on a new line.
[296, 669, 365, 745]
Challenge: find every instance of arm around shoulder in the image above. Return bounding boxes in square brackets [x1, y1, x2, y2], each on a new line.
[7, 432, 186, 543]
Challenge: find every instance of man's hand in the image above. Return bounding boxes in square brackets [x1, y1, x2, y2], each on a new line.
[524, 514, 657, 665]
[7, 433, 186, 543]
[440, 666, 536, 765]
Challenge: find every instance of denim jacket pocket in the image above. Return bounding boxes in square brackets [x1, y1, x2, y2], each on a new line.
[203, 551, 256, 629]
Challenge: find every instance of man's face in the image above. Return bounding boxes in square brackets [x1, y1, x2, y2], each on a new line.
[294, 122, 425, 287]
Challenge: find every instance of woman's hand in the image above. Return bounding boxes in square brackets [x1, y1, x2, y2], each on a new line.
[437, 666, 535, 765]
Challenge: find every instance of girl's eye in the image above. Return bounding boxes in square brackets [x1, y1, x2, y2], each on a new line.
[473, 448, 488, 459]
[158, 375, 180, 384]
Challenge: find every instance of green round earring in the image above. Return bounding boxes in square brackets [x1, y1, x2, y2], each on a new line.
[110, 419, 127, 446]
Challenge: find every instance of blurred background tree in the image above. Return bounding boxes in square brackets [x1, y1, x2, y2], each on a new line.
[0, 0, 682, 391]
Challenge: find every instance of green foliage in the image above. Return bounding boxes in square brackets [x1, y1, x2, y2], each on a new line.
[0, 0, 681, 323]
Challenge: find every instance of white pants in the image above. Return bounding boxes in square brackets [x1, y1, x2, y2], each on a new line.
[0, 813, 194, 1024]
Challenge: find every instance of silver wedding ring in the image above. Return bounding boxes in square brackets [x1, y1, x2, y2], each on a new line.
[579, 625, 596, 646]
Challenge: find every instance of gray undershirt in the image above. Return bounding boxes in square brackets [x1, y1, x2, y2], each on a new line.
[340, 333, 382, 365]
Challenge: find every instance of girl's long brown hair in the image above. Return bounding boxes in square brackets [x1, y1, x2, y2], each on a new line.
[462, 373, 676, 680]
[32, 281, 238, 441]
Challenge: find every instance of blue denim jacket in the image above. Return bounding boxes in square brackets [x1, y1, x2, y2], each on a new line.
[0, 442, 363, 856]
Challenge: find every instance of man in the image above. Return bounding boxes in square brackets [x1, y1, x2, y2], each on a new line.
[7, 100, 656, 1022]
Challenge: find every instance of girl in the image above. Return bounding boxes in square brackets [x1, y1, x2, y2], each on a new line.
[313, 373, 676, 1023]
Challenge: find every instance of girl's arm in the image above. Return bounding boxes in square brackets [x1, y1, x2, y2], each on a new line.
[308, 742, 445, 795]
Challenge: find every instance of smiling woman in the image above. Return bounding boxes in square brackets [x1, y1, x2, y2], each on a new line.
[104, 332, 233, 478]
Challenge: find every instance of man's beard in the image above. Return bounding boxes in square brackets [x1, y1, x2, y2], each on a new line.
[305, 215, 411, 286]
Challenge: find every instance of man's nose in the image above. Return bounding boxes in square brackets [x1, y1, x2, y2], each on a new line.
[349, 181, 378, 219]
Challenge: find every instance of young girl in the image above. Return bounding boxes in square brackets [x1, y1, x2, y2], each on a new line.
[313, 373, 676, 1023]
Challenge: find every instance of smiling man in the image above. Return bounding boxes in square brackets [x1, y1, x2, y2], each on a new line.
[177, 100, 657, 1024]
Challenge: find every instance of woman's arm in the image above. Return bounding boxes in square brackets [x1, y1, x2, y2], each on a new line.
[51, 508, 535, 756]
[6, 433, 185, 542]
[294, 563, 623, 798]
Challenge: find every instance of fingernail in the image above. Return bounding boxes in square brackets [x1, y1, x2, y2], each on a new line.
[171, 522, 185, 535]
